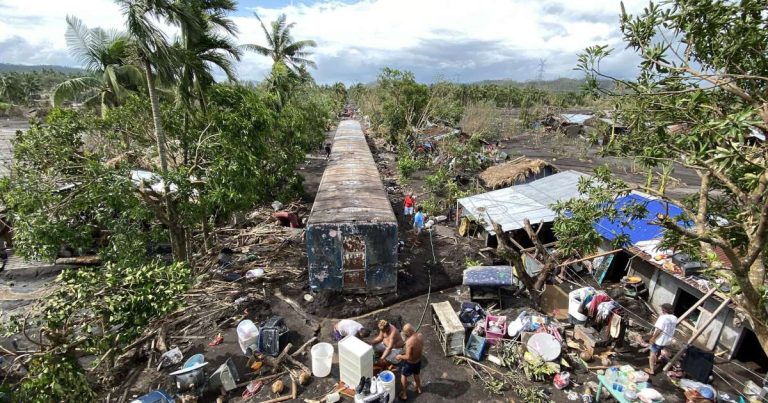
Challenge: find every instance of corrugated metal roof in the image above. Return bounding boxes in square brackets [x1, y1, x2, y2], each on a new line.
[307, 120, 396, 224]
[458, 170, 589, 233]
[594, 192, 689, 244]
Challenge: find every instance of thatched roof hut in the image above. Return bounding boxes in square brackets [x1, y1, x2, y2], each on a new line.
[479, 158, 557, 190]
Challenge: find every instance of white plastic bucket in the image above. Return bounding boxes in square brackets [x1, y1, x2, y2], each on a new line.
[378, 370, 396, 403]
[237, 320, 259, 355]
[325, 391, 340, 403]
[311, 342, 334, 377]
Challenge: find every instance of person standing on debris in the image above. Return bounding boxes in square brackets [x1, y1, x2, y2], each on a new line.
[369, 320, 405, 366]
[403, 193, 415, 218]
[412, 206, 426, 245]
[395, 323, 424, 400]
[324, 142, 332, 159]
[332, 319, 371, 341]
[646, 303, 677, 375]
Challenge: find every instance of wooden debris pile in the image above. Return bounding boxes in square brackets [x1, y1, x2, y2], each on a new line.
[194, 202, 310, 284]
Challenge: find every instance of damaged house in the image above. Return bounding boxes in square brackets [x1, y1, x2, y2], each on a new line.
[587, 192, 766, 363]
[456, 170, 589, 248]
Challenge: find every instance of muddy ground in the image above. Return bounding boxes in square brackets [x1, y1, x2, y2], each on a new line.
[2, 121, 763, 402]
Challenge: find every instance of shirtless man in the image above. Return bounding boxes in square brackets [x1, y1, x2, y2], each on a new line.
[395, 323, 424, 400]
[368, 320, 405, 365]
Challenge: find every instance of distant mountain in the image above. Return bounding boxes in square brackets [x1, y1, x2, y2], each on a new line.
[0, 63, 84, 74]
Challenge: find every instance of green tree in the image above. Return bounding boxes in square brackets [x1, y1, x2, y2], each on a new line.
[118, 0, 197, 261]
[51, 16, 143, 114]
[243, 13, 317, 71]
[558, 0, 768, 351]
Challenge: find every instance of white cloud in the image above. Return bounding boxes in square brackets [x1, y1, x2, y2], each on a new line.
[0, 0, 646, 83]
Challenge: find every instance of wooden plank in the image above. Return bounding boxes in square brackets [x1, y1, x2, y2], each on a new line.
[431, 302, 463, 333]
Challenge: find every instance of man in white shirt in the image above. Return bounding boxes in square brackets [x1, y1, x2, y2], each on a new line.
[333, 319, 371, 341]
[646, 303, 677, 375]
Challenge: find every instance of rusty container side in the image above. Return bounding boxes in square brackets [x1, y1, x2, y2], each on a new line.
[306, 222, 398, 293]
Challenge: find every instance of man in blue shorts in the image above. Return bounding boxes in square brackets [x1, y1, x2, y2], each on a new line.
[646, 303, 677, 375]
[395, 323, 423, 400]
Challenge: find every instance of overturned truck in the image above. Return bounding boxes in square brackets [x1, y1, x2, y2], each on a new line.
[306, 120, 398, 294]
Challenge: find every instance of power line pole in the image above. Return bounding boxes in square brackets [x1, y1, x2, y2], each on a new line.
[537, 59, 546, 82]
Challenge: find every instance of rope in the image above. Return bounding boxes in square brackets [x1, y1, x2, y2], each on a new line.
[415, 229, 435, 332]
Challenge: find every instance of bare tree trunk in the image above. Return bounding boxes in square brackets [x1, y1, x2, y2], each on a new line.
[144, 59, 169, 173]
[696, 171, 713, 257]
[493, 222, 541, 308]
[144, 58, 187, 262]
[732, 263, 768, 353]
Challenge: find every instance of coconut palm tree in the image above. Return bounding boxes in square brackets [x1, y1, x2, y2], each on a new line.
[243, 13, 317, 72]
[51, 16, 143, 114]
[0, 73, 25, 104]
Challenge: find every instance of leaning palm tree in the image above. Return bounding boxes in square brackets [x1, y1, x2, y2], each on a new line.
[242, 13, 317, 71]
[51, 16, 143, 115]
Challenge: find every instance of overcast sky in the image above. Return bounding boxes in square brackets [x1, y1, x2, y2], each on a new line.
[0, 0, 645, 84]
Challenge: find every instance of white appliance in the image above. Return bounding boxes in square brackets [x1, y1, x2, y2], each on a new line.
[338, 335, 373, 388]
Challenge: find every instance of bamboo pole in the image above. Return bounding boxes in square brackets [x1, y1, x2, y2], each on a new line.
[662, 297, 731, 371]
[675, 287, 718, 325]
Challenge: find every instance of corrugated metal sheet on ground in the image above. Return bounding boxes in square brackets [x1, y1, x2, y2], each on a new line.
[593, 192, 690, 245]
[560, 114, 592, 124]
[457, 170, 589, 233]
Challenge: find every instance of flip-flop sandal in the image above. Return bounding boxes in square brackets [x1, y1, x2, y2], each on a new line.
[399, 393, 408, 401]
[643, 368, 655, 375]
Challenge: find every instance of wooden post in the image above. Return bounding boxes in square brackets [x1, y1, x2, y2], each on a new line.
[662, 297, 731, 371]
[675, 287, 718, 325]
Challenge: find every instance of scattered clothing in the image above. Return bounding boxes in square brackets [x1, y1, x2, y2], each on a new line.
[588, 293, 611, 317]
[596, 301, 618, 323]
[609, 313, 623, 338]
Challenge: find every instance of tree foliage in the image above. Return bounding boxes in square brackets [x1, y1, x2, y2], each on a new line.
[558, 0, 768, 351]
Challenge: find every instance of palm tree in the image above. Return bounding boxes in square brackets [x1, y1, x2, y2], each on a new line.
[243, 13, 317, 71]
[51, 16, 143, 114]
[117, 0, 198, 262]
[175, 0, 241, 113]
[0, 73, 25, 104]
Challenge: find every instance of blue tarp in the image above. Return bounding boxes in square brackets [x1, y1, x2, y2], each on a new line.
[594, 193, 689, 245]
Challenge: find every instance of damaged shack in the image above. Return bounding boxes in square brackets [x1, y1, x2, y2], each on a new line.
[306, 120, 398, 294]
[456, 170, 589, 247]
